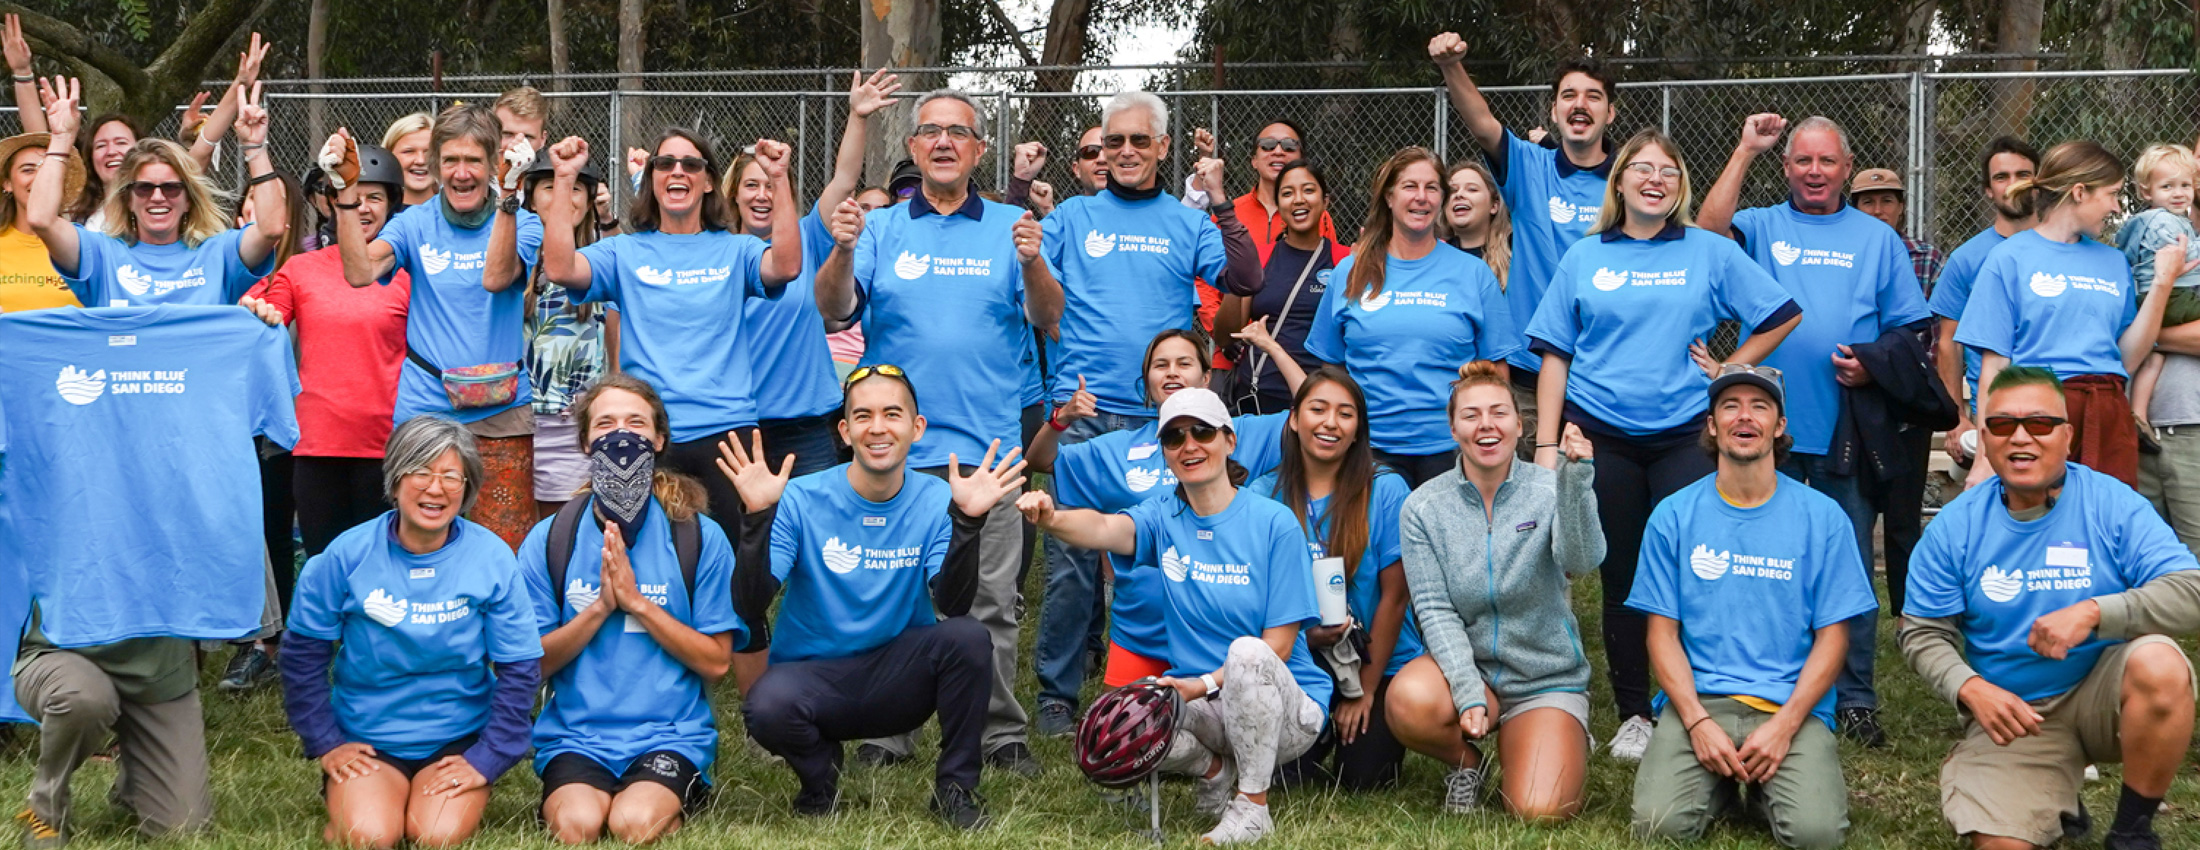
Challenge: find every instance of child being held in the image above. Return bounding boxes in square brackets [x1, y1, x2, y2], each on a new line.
[2116, 143, 2200, 430]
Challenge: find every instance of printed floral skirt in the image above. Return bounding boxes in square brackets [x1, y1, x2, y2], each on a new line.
[470, 434, 537, 551]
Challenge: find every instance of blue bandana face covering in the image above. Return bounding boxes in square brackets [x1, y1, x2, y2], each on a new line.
[589, 429, 656, 542]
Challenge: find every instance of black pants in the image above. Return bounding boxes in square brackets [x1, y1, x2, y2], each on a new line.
[663, 427, 759, 542]
[1372, 448, 1458, 488]
[1584, 427, 1713, 721]
[1018, 404, 1042, 589]
[742, 618, 993, 799]
[257, 444, 296, 627]
[1870, 424, 1933, 615]
[1282, 675, 1404, 791]
[295, 457, 388, 558]
[757, 412, 847, 479]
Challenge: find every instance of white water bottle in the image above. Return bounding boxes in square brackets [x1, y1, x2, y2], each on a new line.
[1312, 557, 1349, 626]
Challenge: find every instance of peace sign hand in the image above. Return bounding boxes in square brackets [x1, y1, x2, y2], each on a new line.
[232, 82, 268, 148]
[715, 429, 793, 513]
[948, 440, 1029, 518]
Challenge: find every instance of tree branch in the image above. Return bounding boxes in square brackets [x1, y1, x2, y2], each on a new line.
[0, 3, 147, 96]
[981, 0, 1040, 66]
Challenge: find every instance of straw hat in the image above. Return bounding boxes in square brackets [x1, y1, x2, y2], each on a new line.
[0, 133, 87, 204]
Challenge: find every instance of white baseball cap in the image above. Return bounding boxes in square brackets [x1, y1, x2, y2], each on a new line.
[1156, 387, 1231, 431]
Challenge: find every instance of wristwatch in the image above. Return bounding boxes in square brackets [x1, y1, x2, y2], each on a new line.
[1199, 673, 1221, 699]
[498, 193, 522, 214]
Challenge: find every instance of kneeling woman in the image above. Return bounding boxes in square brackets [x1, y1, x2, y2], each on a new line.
[1023, 388, 1328, 845]
[280, 415, 545, 848]
[1248, 367, 1419, 791]
[1386, 362, 1604, 820]
[518, 374, 744, 844]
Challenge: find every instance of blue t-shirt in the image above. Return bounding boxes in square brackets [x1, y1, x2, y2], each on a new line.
[851, 198, 1033, 467]
[62, 227, 269, 308]
[1247, 470, 1420, 677]
[1905, 464, 2197, 702]
[1305, 245, 1520, 454]
[1628, 475, 1879, 726]
[0, 305, 297, 646]
[1526, 227, 1796, 436]
[520, 499, 745, 777]
[767, 465, 953, 663]
[287, 516, 546, 758]
[0, 450, 25, 722]
[743, 207, 843, 421]
[1732, 203, 1929, 455]
[1954, 230, 2138, 380]
[379, 200, 545, 424]
[1496, 132, 1607, 372]
[1054, 413, 1289, 659]
[1124, 491, 1331, 707]
[1043, 189, 1228, 414]
[581, 229, 773, 440]
[1929, 227, 2007, 408]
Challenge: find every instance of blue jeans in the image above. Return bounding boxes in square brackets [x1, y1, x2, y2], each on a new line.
[1035, 410, 1154, 707]
[758, 411, 845, 479]
[1779, 452, 1879, 712]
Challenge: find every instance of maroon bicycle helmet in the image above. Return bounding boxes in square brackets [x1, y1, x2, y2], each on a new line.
[1075, 678, 1184, 789]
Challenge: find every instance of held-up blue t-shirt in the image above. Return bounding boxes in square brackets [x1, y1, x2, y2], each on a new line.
[1123, 491, 1330, 707]
[1305, 245, 1520, 454]
[520, 499, 745, 777]
[581, 229, 774, 441]
[768, 465, 952, 663]
[62, 227, 269, 307]
[1954, 230, 2138, 380]
[1929, 227, 2007, 409]
[1905, 464, 2197, 702]
[1732, 203, 1928, 455]
[1527, 227, 1797, 436]
[287, 516, 545, 758]
[1043, 189, 1228, 414]
[743, 207, 843, 421]
[379, 200, 545, 424]
[0, 452, 22, 722]
[851, 198, 1032, 468]
[1247, 470, 1420, 677]
[0, 305, 298, 646]
[1628, 475, 1879, 726]
[1054, 413, 1289, 659]
[1496, 132, 1608, 372]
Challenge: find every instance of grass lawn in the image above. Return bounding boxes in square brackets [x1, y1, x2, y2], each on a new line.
[5, 552, 2199, 849]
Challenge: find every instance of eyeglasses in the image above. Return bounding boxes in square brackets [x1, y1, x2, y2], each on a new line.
[649, 156, 707, 175]
[1625, 162, 1682, 180]
[1983, 415, 2068, 437]
[129, 181, 186, 200]
[1255, 137, 1302, 153]
[844, 362, 908, 390]
[1076, 144, 1104, 161]
[1102, 133, 1156, 151]
[1159, 422, 1224, 450]
[402, 470, 467, 489]
[912, 124, 979, 142]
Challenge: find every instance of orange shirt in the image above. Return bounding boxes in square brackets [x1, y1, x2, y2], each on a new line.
[1199, 191, 1343, 330]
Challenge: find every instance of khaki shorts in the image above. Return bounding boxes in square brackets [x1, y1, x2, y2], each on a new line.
[1941, 635, 2196, 846]
[1481, 683, 1591, 735]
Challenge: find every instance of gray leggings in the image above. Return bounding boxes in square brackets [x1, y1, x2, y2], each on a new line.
[1159, 637, 1325, 795]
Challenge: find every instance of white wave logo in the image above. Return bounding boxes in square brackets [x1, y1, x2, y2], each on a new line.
[1688, 544, 1732, 580]
[1359, 288, 1393, 311]
[1125, 466, 1162, 492]
[634, 266, 674, 286]
[564, 578, 600, 611]
[821, 537, 862, 574]
[1314, 269, 1332, 289]
[1592, 267, 1628, 292]
[1980, 565, 2025, 603]
[116, 264, 152, 296]
[2028, 272, 2068, 298]
[1547, 197, 1576, 224]
[55, 365, 106, 406]
[362, 589, 408, 627]
[1084, 231, 1117, 258]
[1160, 546, 1190, 583]
[894, 251, 931, 280]
[1770, 241, 1803, 266]
[420, 244, 451, 274]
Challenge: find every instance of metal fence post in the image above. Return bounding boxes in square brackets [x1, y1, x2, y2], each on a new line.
[608, 92, 624, 211]
[1432, 88, 1447, 160]
[797, 95, 810, 202]
[1661, 84, 1672, 134]
[998, 91, 1011, 190]
[1907, 71, 1924, 239]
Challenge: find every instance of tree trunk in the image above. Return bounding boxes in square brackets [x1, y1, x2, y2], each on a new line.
[1894, 0, 1936, 58]
[546, 0, 570, 110]
[1989, 0, 2044, 140]
[860, 0, 942, 186]
[618, 0, 647, 162]
[307, 0, 328, 144]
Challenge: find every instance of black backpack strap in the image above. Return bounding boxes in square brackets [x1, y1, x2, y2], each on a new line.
[404, 345, 441, 376]
[672, 516, 700, 602]
[547, 497, 593, 614]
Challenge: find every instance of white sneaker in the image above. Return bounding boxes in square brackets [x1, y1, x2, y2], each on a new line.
[1199, 795, 1274, 845]
[1608, 715, 1655, 762]
[1442, 766, 1483, 813]
[1195, 757, 1238, 817]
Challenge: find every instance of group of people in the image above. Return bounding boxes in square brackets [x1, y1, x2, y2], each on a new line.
[2, 21, 2200, 850]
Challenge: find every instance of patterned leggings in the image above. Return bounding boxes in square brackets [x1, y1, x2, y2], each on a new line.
[1159, 637, 1324, 795]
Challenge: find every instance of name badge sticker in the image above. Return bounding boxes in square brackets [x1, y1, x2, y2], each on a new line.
[863, 516, 886, 527]
[1128, 443, 1159, 461]
[1196, 530, 1213, 540]
[2045, 544, 2089, 570]
[108, 335, 136, 347]
[409, 567, 435, 580]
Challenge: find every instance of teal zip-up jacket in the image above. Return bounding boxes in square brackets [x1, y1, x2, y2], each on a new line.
[1400, 457, 1604, 714]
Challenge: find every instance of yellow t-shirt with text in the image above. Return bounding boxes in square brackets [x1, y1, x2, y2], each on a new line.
[0, 226, 79, 312]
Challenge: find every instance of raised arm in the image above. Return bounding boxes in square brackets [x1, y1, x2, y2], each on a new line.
[5, 15, 42, 134]
[1018, 211, 1062, 335]
[1027, 375, 1095, 472]
[752, 139, 802, 288]
[1017, 491, 1136, 556]
[481, 138, 535, 293]
[319, 130, 399, 286]
[819, 69, 901, 214]
[1427, 33, 1503, 154]
[536, 136, 596, 290]
[232, 83, 287, 268]
[814, 199, 864, 328]
[1200, 157, 1264, 296]
[1231, 316, 1307, 395]
[1698, 113, 1786, 240]
[25, 77, 78, 273]
[188, 33, 267, 170]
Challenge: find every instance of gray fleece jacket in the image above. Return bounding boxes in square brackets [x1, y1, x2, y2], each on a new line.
[1400, 458, 1605, 714]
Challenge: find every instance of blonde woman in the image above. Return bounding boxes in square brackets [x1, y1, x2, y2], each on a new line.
[383, 112, 439, 208]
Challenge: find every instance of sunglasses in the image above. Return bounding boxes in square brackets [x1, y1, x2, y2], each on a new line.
[844, 362, 908, 390]
[1159, 422, 1224, 450]
[1982, 415, 2068, 437]
[129, 181, 186, 200]
[649, 156, 708, 175]
[1076, 144, 1103, 161]
[1103, 134, 1156, 151]
[912, 124, 979, 142]
[1255, 137, 1302, 153]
